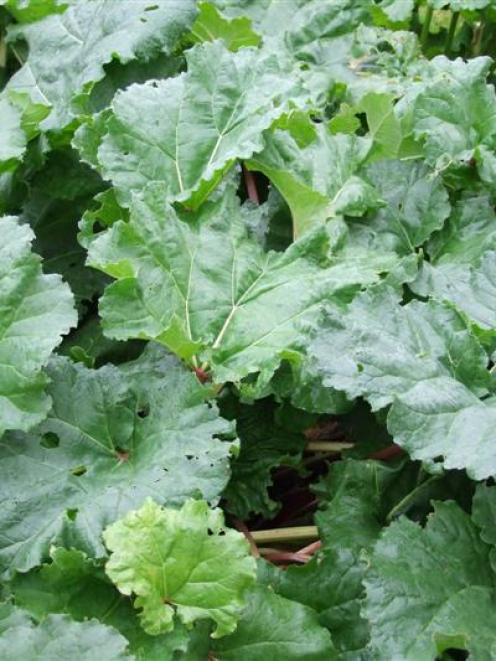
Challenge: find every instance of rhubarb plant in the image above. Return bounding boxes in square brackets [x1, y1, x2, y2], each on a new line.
[1, 0, 496, 658]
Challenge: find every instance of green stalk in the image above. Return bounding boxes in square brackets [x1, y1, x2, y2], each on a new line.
[386, 475, 441, 522]
[472, 21, 484, 57]
[420, 4, 434, 49]
[445, 11, 460, 55]
[250, 526, 319, 545]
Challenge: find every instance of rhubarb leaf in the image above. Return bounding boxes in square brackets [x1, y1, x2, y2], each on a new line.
[7, 0, 197, 130]
[93, 41, 306, 208]
[103, 498, 257, 637]
[0, 216, 76, 436]
[0, 348, 234, 574]
[363, 502, 496, 659]
[88, 184, 395, 385]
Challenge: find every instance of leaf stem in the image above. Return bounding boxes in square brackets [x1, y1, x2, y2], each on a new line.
[386, 475, 441, 522]
[243, 165, 259, 204]
[445, 11, 459, 55]
[368, 444, 403, 461]
[306, 441, 354, 453]
[250, 525, 319, 545]
[297, 540, 321, 556]
[471, 21, 484, 57]
[258, 547, 311, 564]
[0, 38, 6, 70]
[232, 518, 260, 558]
[420, 4, 434, 49]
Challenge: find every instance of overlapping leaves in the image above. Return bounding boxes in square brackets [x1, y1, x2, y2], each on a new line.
[0, 347, 234, 575]
[87, 183, 396, 384]
[2, 0, 496, 657]
[0, 216, 76, 436]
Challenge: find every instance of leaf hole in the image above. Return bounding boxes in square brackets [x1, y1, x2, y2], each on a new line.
[66, 508, 78, 521]
[137, 404, 150, 419]
[145, 4, 159, 10]
[356, 363, 364, 373]
[71, 465, 87, 477]
[40, 432, 59, 449]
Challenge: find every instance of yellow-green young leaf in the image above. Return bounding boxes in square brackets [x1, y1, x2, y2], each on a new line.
[363, 502, 496, 660]
[0, 0, 67, 23]
[0, 216, 76, 437]
[359, 92, 420, 160]
[328, 104, 361, 135]
[103, 499, 257, 638]
[0, 90, 49, 174]
[190, 2, 261, 51]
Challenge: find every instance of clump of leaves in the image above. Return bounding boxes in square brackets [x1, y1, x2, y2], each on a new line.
[1, 0, 496, 657]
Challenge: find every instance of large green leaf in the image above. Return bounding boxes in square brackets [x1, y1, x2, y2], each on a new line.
[363, 501, 496, 660]
[0, 348, 235, 575]
[303, 286, 489, 411]
[412, 194, 496, 332]
[87, 184, 396, 385]
[348, 160, 450, 256]
[414, 251, 496, 333]
[412, 56, 496, 172]
[104, 498, 257, 638]
[427, 193, 496, 266]
[387, 376, 496, 479]
[89, 41, 306, 208]
[0, 215, 76, 436]
[302, 286, 496, 477]
[247, 124, 381, 236]
[212, 585, 338, 660]
[373, 0, 414, 24]
[0, 608, 132, 660]
[7, 0, 197, 130]
[213, 0, 370, 66]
